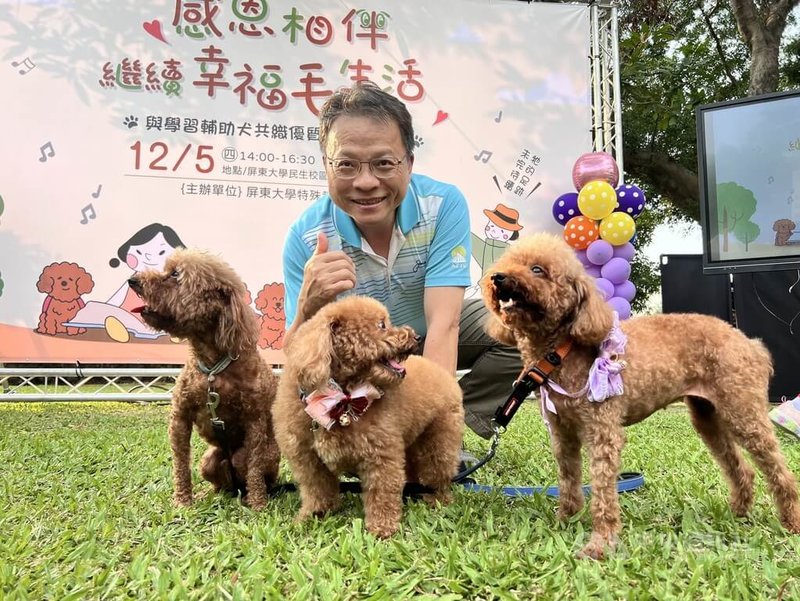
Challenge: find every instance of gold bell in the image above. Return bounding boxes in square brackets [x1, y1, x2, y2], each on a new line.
[339, 414, 351, 427]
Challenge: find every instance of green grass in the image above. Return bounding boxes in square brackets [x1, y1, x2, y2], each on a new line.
[2, 402, 800, 600]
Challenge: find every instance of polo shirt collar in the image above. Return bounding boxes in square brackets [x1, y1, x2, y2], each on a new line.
[331, 181, 420, 247]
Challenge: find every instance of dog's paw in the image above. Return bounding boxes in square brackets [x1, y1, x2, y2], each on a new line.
[366, 520, 399, 539]
[577, 533, 617, 560]
[421, 490, 453, 507]
[242, 494, 267, 511]
[172, 494, 193, 507]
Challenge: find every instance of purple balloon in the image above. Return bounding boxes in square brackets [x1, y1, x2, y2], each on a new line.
[608, 296, 632, 320]
[615, 184, 646, 218]
[594, 277, 615, 300]
[601, 257, 631, 285]
[586, 239, 614, 266]
[614, 280, 636, 302]
[552, 192, 580, 226]
[572, 152, 620, 190]
[574, 249, 593, 267]
[584, 265, 602, 278]
[612, 242, 636, 262]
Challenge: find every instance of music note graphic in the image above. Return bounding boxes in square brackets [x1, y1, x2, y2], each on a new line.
[80, 204, 96, 224]
[473, 150, 492, 163]
[494, 110, 503, 123]
[38, 141, 55, 162]
[11, 57, 35, 75]
[91, 184, 103, 199]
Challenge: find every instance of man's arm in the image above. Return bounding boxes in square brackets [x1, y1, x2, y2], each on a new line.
[422, 286, 465, 375]
[283, 231, 356, 348]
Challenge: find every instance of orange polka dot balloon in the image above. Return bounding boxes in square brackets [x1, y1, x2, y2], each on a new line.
[563, 215, 599, 250]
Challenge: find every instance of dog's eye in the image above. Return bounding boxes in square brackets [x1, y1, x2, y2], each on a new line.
[378, 320, 386, 330]
[531, 265, 545, 275]
[170, 269, 180, 279]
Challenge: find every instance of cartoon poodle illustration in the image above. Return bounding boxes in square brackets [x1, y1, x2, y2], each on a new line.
[773, 218, 796, 246]
[36, 262, 95, 336]
[255, 282, 286, 350]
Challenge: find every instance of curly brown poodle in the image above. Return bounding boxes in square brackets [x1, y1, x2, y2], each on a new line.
[129, 248, 280, 510]
[272, 296, 464, 538]
[36, 261, 94, 335]
[482, 232, 800, 559]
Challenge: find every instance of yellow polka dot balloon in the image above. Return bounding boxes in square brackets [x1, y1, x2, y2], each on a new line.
[563, 215, 599, 250]
[599, 211, 636, 246]
[577, 180, 618, 220]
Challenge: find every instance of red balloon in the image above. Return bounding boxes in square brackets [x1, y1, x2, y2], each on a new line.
[572, 152, 620, 190]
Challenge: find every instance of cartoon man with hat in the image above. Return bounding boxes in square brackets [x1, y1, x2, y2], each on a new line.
[471, 203, 525, 276]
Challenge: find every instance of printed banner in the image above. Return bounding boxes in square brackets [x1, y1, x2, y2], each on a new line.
[0, 0, 592, 364]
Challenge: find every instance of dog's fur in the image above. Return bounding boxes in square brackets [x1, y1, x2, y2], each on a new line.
[482, 233, 800, 559]
[36, 262, 94, 335]
[129, 248, 280, 509]
[272, 296, 464, 538]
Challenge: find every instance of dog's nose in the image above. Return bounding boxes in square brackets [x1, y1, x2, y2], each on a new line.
[491, 273, 506, 284]
[128, 277, 142, 292]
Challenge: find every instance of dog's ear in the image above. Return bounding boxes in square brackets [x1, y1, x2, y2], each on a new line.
[287, 317, 335, 392]
[36, 266, 55, 294]
[569, 273, 614, 347]
[76, 268, 95, 295]
[485, 314, 518, 347]
[218, 288, 258, 355]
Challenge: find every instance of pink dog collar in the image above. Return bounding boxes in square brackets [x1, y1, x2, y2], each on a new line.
[304, 381, 383, 430]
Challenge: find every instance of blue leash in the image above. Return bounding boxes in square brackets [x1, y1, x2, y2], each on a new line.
[452, 422, 645, 498]
[458, 471, 645, 497]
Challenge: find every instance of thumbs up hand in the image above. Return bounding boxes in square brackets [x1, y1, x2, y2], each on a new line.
[298, 232, 356, 320]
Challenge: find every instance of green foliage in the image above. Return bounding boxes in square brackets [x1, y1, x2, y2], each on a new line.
[2, 402, 800, 599]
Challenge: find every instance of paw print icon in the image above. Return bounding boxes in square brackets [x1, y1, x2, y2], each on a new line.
[123, 116, 138, 129]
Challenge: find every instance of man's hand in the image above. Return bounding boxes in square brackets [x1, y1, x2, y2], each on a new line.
[297, 232, 356, 320]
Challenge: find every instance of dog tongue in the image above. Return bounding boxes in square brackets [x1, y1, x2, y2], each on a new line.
[130, 306, 145, 314]
[387, 358, 405, 371]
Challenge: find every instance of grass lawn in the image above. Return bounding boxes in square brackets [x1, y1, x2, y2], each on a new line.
[2, 401, 800, 600]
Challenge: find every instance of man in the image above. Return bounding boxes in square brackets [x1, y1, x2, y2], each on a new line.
[282, 81, 522, 440]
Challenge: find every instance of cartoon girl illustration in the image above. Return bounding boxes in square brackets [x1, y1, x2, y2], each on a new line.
[104, 223, 185, 342]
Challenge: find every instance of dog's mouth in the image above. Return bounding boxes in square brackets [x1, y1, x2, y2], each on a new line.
[379, 357, 407, 377]
[494, 285, 544, 318]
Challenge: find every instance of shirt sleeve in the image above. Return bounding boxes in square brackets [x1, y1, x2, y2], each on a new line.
[424, 185, 472, 287]
[282, 227, 312, 328]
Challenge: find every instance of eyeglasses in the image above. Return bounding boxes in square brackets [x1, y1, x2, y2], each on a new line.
[325, 155, 407, 180]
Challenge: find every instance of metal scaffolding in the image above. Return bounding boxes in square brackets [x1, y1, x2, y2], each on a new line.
[590, 2, 623, 170]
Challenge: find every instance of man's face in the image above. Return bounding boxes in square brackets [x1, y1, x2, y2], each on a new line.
[324, 115, 413, 234]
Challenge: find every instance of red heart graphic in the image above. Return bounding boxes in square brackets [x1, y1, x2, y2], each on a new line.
[433, 110, 449, 125]
[143, 20, 169, 44]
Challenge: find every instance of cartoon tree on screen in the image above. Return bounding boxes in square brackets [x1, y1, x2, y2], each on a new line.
[734, 221, 761, 251]
[717, 182, 758, 252]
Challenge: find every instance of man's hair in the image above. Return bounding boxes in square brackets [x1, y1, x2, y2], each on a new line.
[318, 81, 415, 158]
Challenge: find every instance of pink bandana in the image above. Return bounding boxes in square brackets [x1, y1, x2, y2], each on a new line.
[304, 382, 383, 430]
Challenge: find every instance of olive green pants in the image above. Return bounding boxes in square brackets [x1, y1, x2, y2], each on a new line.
[422, 298, 524, 439]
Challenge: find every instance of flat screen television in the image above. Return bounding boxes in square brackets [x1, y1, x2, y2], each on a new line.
[696, 88, 800, 274]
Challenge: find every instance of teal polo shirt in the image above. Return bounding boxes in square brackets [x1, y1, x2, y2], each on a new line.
[282, 173, 472, 336]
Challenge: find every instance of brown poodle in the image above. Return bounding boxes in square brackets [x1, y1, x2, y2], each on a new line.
[129, 248, 280, 510]
[272, 296, 464, 538]
[773, 218, 796, 246]
[482, 233, 800, 559]
[255, 282, 286, 350]
[36, 262, 94, 335]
